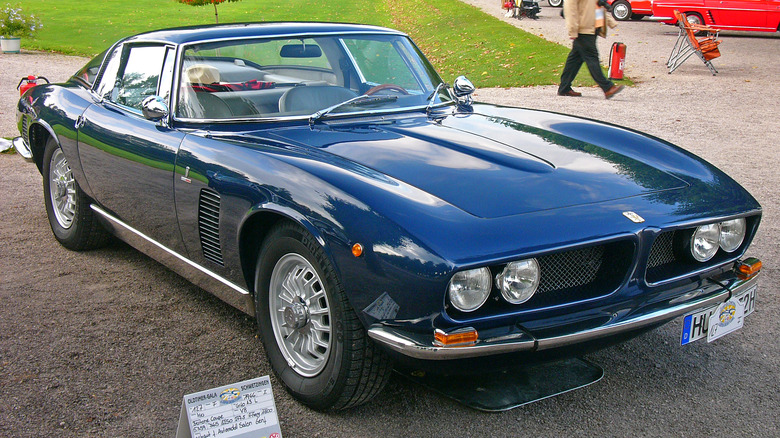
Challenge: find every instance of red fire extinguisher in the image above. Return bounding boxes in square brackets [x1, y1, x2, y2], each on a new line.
[608, 42, 626, 80]
[17, 75, 49, 96]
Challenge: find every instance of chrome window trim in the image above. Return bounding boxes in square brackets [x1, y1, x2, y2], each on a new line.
[338, 38, 367, 84]
[178, 29, 408, 49]
[170, 30, 453, 124]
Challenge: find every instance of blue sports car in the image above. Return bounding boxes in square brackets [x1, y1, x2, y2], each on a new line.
[14, 22, 761, 410]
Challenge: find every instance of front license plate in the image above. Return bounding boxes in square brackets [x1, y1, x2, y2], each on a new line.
[680, 285, 757, 345]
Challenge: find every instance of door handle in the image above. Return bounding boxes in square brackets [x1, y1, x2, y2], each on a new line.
[75, 115, 86, 130]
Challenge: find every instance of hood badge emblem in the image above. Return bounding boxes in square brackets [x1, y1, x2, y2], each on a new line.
[622, 211, 645, 223]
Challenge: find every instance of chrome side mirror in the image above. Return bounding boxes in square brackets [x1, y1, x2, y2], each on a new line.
[452, 76, 475, 106]
[141, 95, 169, 122]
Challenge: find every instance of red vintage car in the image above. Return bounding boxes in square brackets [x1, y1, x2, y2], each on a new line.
[607, 0, 653, 21]
[652, 0, 780, 32]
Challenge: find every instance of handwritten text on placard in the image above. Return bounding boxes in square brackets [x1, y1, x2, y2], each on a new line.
[180, 376, 282, 438]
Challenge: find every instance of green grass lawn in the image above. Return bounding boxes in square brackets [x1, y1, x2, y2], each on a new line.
[12, 0, 615, 88]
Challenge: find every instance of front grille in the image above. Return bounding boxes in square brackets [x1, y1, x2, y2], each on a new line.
[198, 189, 223, 266]
[526, 241, 633, 308]
[645, 218, 756, 284]
[538, 245, 604, 293]
[647, 231, 676, 269]
[448, 240, 635, 318]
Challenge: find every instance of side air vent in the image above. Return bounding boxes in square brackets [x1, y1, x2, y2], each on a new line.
[198, 189, 223, 266]
[21, 116, 29, 144]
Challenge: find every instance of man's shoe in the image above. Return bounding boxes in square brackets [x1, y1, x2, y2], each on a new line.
[604, 85, 624, 99]
[558, 89, 582, 97]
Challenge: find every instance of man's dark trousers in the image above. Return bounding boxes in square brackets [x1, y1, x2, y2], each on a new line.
[558, 33, 614, 94]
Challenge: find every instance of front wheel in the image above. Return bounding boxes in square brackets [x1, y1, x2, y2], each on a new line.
[611, 0, 632, 21]
[255, 222, 392, 410]
[42, 137, 110, 250]
[548, 0, 563, 7]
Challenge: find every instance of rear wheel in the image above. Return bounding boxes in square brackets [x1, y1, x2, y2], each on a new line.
[685, 12, 704, 26]
[255, 222, 392, 410]
[42, 137, 110, 250]
[548, 0, 563, 7]
[685, 12, 706, 36]
[611, 0, 632, 21]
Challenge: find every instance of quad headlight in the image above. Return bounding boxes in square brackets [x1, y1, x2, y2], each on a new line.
[691, 223, 721, 262]
[496, 259, 540, 304]
[719, 218, 746, 253]
[448, 267, 491, 312]
[689, 218, 748, 262]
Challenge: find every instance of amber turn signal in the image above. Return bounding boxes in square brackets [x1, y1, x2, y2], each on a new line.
[352, 243, 363, 257]
[434, 328, 478, 347]
[736, 257, 762, 280]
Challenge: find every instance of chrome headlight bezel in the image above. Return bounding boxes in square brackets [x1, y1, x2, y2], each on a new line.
[447, 267, 492, 312]
[496, 259, 540, 305]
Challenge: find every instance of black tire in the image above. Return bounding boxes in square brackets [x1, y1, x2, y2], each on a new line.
[42, 137, 110, 251]
[548, 0, 563, 7]
[254, 222, 392, 410]
[611, 0, 632, 21]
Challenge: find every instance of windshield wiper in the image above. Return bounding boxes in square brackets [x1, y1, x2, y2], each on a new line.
[309, 94, 398, 125]
[425, 82, 450, 114]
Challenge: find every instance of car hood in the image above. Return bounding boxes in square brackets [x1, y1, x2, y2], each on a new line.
[267, 109, 688, 219]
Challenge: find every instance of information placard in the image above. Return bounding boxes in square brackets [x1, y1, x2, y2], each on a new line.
[176, 376, 282, 438]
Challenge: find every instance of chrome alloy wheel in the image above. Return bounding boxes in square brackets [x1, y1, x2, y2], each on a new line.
[686, 13, 703, 26]
[613, 2, 631, 20]
[269, 253, 332, 377]
[49, 148, 76, 229]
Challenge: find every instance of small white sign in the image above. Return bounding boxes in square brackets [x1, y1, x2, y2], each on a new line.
[176, 376, 282, 438]
[707, 298, 745, 343]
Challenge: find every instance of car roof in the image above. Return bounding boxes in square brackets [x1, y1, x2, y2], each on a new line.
[122, 22, 406, 46]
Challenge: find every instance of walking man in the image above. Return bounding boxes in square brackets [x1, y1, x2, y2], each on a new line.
[558, 0, 624, 99]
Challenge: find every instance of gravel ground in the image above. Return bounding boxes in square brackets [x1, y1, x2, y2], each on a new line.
[1, 6, 779, 437]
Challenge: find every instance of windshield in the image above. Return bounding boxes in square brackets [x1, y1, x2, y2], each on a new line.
[75, 48, 109, 87]
[177, 34, 450, 120]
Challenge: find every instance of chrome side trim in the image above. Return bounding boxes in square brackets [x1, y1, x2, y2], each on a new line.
[648, 16, 674, 21]
[12, 136, 33, 161]
[90, 205, 255, 316]
[368, 274, 759, 360]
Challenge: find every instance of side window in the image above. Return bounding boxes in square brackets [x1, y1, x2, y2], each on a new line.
[95, 46, 122, 100]
[112, 45, 167, 111]
[158, 47, 176, 103]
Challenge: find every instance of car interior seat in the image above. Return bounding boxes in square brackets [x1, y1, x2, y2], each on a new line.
[278, 85, 358, 115]
[179, 64, 233, 119]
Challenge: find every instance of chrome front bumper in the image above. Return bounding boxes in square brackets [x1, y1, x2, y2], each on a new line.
[12, 136, 33, 161]
[367, 274, 759, 360]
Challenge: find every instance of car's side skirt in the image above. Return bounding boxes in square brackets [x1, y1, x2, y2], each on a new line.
[90, 204, 256, 316]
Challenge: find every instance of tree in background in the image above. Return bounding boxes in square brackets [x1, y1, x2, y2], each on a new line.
[174, 0, 241, 24]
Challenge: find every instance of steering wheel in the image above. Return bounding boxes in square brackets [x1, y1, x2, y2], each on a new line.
[365, 84, 409, 96]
